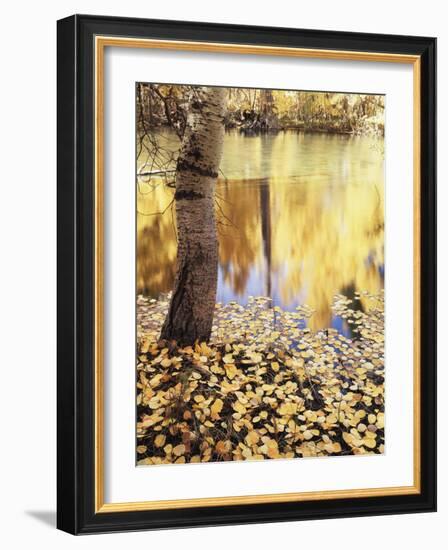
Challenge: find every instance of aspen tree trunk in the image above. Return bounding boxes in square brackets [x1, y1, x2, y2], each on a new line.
[160, 87, 226, 345]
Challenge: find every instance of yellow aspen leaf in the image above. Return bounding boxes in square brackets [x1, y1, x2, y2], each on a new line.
[154, 434, 166, 448]
[149, 374, 163, 388]
[278, 402, 297, 415]
[143, 387, 154, 399]
[148, 398, 160, 410]
[233, 401, 246, 414]
[200, 342, 212, 356]
[140, 339, 150, 353]
[266, 439, 279, 458]
[332, 442, 342, 453]
[194, 395, 205, 403]
[242, 447, 253, 459]
[215, 440, 231, 454]
[303, 430, 313, 440]
[245, 430, 260, 446]
[210, 398, 224, 419]
[224, 364, 238, 380]
[173, 444, 186, 457]
[362, 438, 376, 449]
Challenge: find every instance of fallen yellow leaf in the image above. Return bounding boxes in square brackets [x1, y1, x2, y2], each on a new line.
[154, 434, 166, 448]
[173, 444, 186, 457]
[210, 398, 224, 419]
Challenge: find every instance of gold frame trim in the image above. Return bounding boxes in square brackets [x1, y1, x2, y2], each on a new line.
[94, 36, 422, 513]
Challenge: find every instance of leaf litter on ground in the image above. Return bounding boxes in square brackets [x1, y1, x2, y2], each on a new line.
[136, 291, 385, 465]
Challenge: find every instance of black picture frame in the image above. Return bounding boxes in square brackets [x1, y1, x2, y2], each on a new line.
[57, 14, 436, 535]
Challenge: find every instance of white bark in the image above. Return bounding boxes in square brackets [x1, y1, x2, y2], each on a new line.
[160, 87, 226, 345]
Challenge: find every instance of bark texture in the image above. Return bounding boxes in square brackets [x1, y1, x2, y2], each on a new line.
[160, 87, 226, 345]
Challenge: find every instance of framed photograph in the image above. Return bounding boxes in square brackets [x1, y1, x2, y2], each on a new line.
[57, 14, 436, 534]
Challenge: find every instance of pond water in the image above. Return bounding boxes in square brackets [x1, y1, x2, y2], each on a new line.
[137, 130, 384, 333]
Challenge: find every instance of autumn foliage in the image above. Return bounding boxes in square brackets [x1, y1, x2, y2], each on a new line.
[137, 293, 384, 464]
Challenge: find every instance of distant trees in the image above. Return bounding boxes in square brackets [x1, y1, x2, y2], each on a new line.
[290, 92, 384, 135]
[137, 83, 187, 137]
[137, 84, 385, 138]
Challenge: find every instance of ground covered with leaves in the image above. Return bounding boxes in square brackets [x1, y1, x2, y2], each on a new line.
[136, 292, 384, 465]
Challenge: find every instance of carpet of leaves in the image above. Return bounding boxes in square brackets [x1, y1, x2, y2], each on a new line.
[136, 292, 385, 465]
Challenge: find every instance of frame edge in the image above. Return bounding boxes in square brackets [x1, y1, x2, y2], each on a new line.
[57, 14, 437, 534]
[57, 14, 79, 535]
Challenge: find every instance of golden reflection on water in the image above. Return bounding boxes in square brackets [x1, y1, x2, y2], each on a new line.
[137, 131, 384, 331]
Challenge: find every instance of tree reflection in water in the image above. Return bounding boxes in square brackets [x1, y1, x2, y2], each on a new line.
[137, 130, 384, 335]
